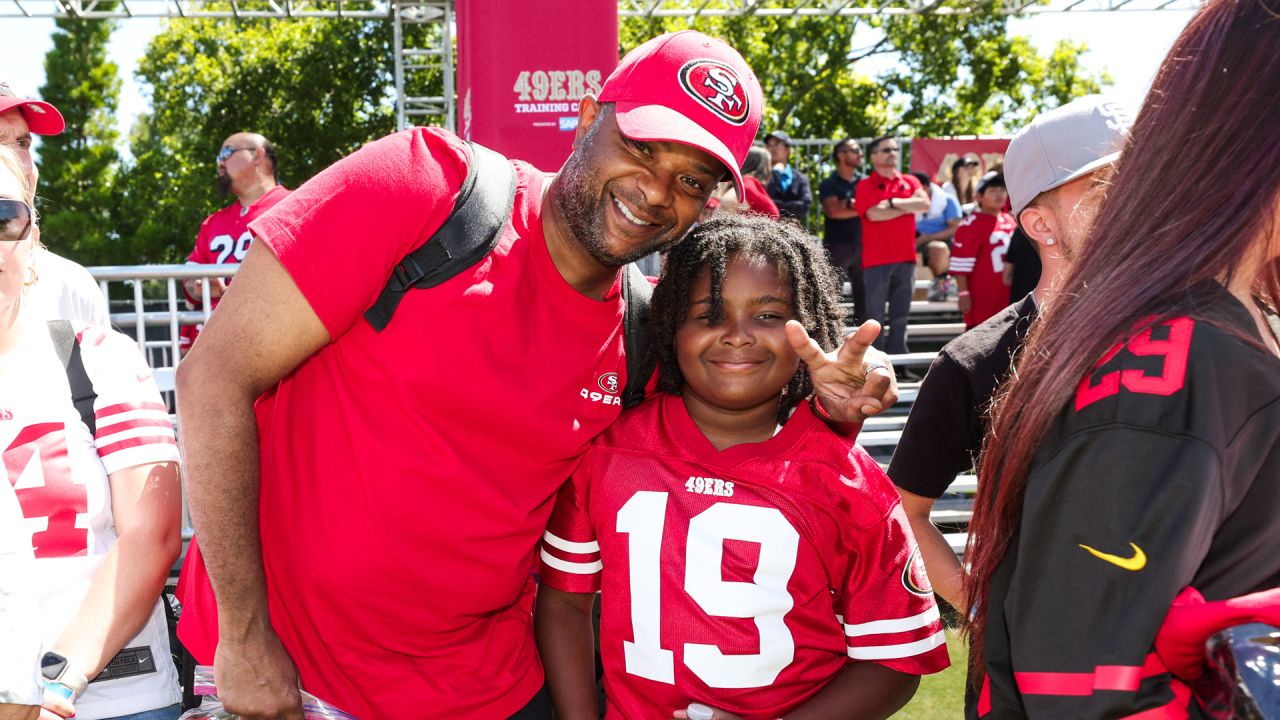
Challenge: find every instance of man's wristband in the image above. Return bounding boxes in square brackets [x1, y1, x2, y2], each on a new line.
[957, 291, 971, 297]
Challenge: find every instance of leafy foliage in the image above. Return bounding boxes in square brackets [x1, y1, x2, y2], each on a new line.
[37, 14, 122, 265]
[621, 1, 1108, 140]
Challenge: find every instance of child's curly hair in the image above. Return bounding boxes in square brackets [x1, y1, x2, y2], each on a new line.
[647, 213, 847, 420]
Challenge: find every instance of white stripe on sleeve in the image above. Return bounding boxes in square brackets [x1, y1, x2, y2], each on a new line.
[844, 606, 941, 637]
[847, 630, 946, 660]
[540, 548, 602, 575]
[542, 530, 600, 554]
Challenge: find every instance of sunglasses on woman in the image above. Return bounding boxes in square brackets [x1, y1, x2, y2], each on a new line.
[0, 199, 33, 242]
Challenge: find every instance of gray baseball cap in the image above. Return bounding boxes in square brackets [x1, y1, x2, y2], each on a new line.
[1005, 95, 1133, 217]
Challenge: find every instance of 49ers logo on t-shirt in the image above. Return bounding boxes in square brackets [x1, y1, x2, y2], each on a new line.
[678, 60, 750, 125]
[598, 372, 620, 394]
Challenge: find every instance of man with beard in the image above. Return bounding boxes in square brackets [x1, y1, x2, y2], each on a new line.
[176, 31, 899, 720]
[181, 133, 289, 348]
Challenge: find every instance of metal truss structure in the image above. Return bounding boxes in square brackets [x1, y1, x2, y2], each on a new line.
[3, 0, 1199, 130]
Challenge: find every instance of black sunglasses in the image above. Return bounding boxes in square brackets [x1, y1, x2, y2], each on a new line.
[0, 199, 33, 242]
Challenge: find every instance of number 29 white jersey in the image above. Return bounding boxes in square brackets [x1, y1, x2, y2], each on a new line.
[540, 394, 949, 720]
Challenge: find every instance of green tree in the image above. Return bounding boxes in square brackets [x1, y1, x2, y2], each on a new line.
[116, 13, 417, 263]
[37, 13, 122, 266]
[621, 2, 1108, 140]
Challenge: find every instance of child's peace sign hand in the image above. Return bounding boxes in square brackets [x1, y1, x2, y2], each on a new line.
[785, 319, 899, 423]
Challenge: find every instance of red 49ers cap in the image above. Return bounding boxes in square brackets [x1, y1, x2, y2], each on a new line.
[599, 30, 763, 195]
[0, 82, 65, 135]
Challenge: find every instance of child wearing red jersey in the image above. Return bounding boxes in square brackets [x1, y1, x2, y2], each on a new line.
[536, 214, 949, 720]
[950, 172, 1017, 328]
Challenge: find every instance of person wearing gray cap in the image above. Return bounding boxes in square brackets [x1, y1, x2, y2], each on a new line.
[967, 0, 1280, 713]
[887, 94, 1131, 613]
[0, 82, 109, 327]
[763, 130, 811, 222]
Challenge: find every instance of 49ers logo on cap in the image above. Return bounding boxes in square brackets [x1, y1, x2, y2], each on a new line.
[678, 59, 750, 126]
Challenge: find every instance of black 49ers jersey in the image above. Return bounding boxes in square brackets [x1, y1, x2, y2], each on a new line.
[540, 393, 949, 720]
[970, 284, 1280, 719]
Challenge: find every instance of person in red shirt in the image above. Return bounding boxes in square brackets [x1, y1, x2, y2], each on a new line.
[180, 132, 290, 353]
[536, 214, 948, 720]
[855, 136, 931, 355]
[949, 171, 1016, 328]
[175, 31, 901, 720]
[738, 145, 780, 219]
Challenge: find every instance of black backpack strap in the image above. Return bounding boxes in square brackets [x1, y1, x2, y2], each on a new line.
[364, 141, 518, 331]
[48, 320, 98, 436]
[621, 263, 653, 409]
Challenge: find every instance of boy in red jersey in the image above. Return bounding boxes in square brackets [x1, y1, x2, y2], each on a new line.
[536, 214, 949, 720]
[950, 172, 1017, 328]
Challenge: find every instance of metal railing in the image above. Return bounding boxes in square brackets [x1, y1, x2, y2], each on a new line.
[88, 262, 975, 549]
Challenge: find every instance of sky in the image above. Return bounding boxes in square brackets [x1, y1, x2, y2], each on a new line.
[0, 9, 1195, 156]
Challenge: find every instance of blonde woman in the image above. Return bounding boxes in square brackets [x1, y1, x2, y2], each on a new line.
[0, 145, 183, 720]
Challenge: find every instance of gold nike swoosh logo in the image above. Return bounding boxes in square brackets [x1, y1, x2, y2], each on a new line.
[1078, 542, 1147, 571]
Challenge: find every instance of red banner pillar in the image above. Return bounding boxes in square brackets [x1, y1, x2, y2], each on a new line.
[456, 0, 619, 172]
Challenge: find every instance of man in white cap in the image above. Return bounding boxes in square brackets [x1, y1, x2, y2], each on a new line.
[177, 31, 900, 720]
[0, 82, 108, 326]
[887, 95, 1133, 611]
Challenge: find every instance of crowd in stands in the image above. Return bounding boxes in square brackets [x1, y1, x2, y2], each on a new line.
[4, 1, 1280, 718]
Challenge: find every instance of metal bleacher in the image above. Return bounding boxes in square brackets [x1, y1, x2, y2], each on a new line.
[93, 266, 978, 575]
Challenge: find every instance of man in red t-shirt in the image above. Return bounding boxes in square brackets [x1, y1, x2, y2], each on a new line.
[950, 171, 1016, 328]
[180, 132, 290, 353]
[176, 32, 901, 720]
[855, 136, 931, 355]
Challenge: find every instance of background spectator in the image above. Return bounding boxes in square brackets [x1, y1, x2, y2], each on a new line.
[738, 145, 780, 219]
[180, 132, 289, 352]
[950, 171, 1015, 328]
[819, 137, 866, 321]
[944, 156, 980, 214]
[764, 130, 811, 223]
[910, 169, 960, 301]
[856, 135, 931, 356]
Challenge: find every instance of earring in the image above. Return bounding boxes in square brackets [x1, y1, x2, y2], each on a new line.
[24, 265, 38, 288]
[1044, 237, 1055, 246]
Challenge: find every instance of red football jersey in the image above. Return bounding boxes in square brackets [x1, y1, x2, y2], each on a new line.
[949, 211, 1016, 328]
[184, 184, 291, 308]
[540, 394, 949, 720]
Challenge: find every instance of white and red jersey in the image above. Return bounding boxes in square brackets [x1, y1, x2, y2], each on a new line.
[2, 315, 181, 719]
[540, 394, 949, 720]
[184, 185, 291, 308]
[950, 211, 1016, 328]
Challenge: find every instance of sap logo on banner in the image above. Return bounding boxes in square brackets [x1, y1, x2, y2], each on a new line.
[512, 69, 604, 103]
[559, 116, 578, 131]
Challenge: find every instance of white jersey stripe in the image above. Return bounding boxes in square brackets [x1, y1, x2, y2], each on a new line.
[844, 606, 940, 637]
[96, 426, 178, 447]
[95, 409, 172, 426]
[542, 530, 600, 554]
[847, 630, 946, 660]
[539, 548, 602, 575]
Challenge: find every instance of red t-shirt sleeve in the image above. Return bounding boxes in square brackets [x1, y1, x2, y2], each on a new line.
[948, 218, 979, 276]
[853, 178, 876, 216]
[248, 127, 469, 339]
[538, 463, 601, 594]
[834, 463, 950, 675]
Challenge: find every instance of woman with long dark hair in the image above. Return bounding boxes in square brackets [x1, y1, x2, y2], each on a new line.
[963, 0, 1280, 717]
